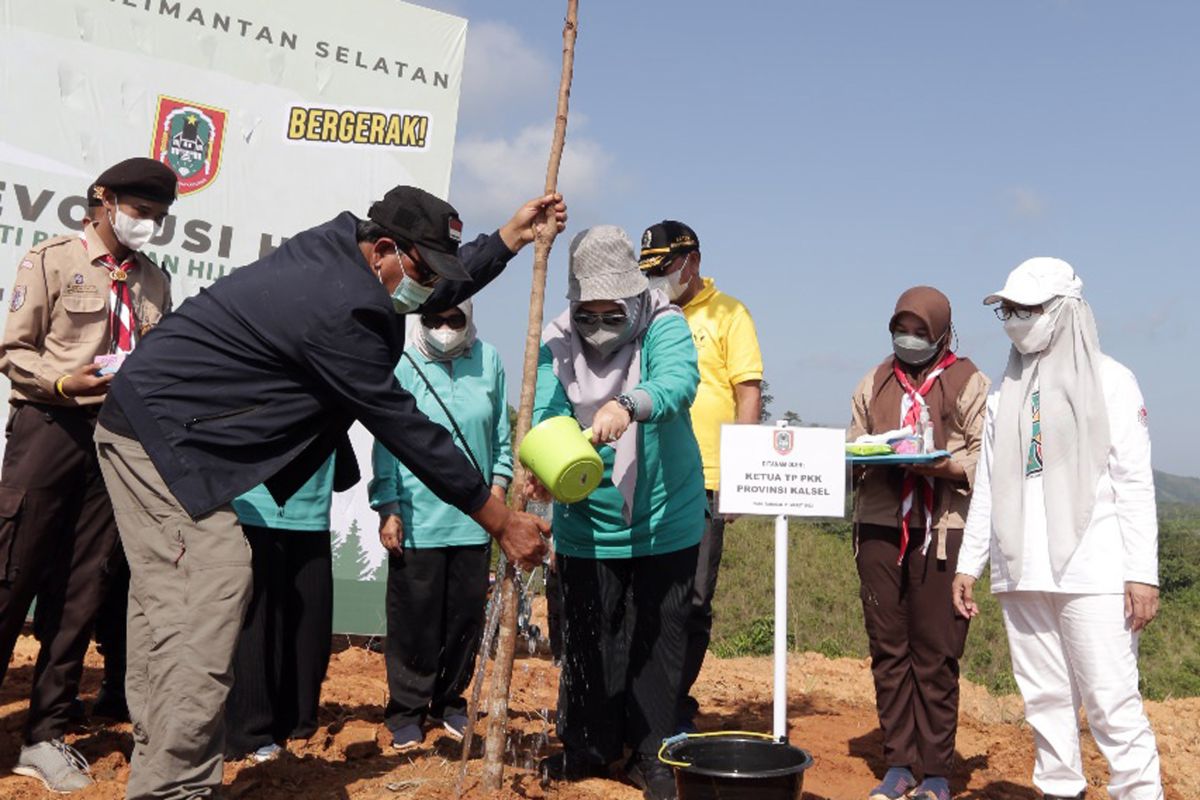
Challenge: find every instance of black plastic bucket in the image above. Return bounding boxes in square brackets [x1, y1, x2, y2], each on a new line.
[659, 733, 813, 800]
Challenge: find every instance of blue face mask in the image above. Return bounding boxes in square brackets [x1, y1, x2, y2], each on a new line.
[386, 247, 435, 313]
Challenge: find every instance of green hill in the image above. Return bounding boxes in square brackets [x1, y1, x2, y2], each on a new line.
[1155, 470, 1200, 507]
[712, 512, 1200, 700]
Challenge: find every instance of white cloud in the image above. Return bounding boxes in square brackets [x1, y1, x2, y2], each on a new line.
[451, 120, 615, 227]
[458, 21, 555, 129]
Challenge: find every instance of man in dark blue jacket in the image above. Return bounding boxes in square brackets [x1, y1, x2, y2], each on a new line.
[92, 186, 564, 800]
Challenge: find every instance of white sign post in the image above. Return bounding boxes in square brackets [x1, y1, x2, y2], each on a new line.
[718, 422, 845, 740]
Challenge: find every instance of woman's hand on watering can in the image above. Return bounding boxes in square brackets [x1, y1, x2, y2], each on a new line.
[524, 473, 552, 503]
[378, 514, 404, 555]
[590, 400, 632, 445]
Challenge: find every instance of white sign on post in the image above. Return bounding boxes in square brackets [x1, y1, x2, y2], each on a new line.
[718, 424, 846, 517]
[717, 422, 846, 742]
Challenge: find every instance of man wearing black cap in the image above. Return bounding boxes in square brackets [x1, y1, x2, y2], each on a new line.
[639, 220, 764, 734]
[0, 157, 178, 792]
[91, 186, 564, 800]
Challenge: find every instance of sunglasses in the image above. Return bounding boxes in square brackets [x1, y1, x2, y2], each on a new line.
[994, 305, 1040, 321]
[421, 312, 467, 330]
[643, 252, 690, 278]
[573, 310, 628, 327]
[396, 244, 440, 286]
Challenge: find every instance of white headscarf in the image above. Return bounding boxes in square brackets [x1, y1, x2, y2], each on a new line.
[411, 299, 477, 362]
[990, 265, 1110, 581]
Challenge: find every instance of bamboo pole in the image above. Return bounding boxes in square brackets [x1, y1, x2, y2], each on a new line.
[480, 1, 579, 792]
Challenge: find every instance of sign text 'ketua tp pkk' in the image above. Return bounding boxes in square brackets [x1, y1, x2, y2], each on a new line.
[718, 425, 846, 517]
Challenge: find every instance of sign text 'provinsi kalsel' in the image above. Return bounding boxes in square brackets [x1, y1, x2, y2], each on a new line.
[718, 425, 846, 518]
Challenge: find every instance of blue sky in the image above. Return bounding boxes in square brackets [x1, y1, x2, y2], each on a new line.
[421, 0, 1197, 476]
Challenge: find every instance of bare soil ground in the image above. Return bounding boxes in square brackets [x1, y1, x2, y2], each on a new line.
[1, 601, 1194, 800]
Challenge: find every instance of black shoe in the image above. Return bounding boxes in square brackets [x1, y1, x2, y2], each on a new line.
[538, 750, 608, 784]
[91, 685, 130, 722]
[66, 696, 87, 723]
[1043, 794, 1086, 800]
[625, 753, 677, 800]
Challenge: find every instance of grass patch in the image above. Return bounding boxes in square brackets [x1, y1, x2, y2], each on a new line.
[711, 513, 1200, 700]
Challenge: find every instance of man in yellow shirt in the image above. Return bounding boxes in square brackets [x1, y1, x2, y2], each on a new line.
[639, 221, 763, 732]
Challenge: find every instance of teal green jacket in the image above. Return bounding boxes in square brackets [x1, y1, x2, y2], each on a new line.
[534, 314, 705, 559]
[368, 341, 513, 548]
[232, 456, 335, 532]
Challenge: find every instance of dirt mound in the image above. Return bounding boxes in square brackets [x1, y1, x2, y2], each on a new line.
[1, 610, 1194, 799]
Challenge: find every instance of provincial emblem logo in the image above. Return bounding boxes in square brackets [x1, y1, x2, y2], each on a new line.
[773, 429, 794, 456]
[152, 95, 228, 195]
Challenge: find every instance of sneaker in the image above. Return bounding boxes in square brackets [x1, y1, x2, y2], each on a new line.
[538, 750, 608, 784]
[250, 743, 282, 763]
[439, 713, 469, 741]
[91, 685, 130, 723]
[13, 739, 94, 793]
[869, 766, 918, 800]
[390, 724, 423, 753]
[910, 776, 951, 800]
[625, 753, 677, 800]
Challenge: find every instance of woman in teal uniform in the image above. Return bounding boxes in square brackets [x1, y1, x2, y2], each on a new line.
[531, 226, 703, 800]
[369, 300, 512, 751]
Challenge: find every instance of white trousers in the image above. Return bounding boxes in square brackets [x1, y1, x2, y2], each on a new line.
[999, 592, 1163, 800]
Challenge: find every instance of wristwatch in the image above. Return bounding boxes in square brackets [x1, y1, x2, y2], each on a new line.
[615, 393, 637, 421]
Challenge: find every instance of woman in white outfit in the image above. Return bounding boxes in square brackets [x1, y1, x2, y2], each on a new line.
[952, 257, 1163, 800]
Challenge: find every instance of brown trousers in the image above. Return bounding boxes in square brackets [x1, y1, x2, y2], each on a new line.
[856, 523, 969, 777]
[0, 402, 122, 744]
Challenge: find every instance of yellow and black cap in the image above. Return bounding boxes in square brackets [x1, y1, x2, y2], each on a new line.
[637, 220, 699, 272]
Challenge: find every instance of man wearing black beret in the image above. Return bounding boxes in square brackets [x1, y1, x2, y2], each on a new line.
[92, 185, 565, 799]
[0, 157, 177, 792]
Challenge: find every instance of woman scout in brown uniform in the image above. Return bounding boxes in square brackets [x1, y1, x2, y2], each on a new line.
[848, 286, 988, 800]
[0, 158, 176, 792]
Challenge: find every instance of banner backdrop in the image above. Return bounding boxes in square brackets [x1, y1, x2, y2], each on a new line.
[0, 0, 468, 634]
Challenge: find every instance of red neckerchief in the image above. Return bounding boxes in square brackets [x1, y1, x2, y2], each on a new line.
[79, 236, 139, 353]
[892, 352, 957, 564]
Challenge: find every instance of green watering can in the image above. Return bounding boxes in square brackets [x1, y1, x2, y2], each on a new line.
[519, 416, 603, 504]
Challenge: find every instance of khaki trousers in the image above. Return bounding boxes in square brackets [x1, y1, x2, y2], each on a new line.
[95, 424, 251, 800]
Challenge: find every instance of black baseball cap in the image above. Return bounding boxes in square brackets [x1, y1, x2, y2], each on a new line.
[638, 220, 699, 271]
[367, 186, 471, 281]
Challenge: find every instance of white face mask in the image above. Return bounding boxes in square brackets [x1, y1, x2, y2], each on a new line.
[650, 266, 689, 302]
[1004, 309, 1056, 354]
[426, 326, 468, 354]
[109, 196, 157, 251]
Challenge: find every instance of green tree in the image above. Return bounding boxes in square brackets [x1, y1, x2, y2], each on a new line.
[782, 410, 803, 425]
[759, 379, 774, 422]
[332, 518, 373, 581]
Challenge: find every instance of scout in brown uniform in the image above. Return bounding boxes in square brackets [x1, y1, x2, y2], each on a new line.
[0, 158, 176, 792]
[848, 287, 988, 800]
